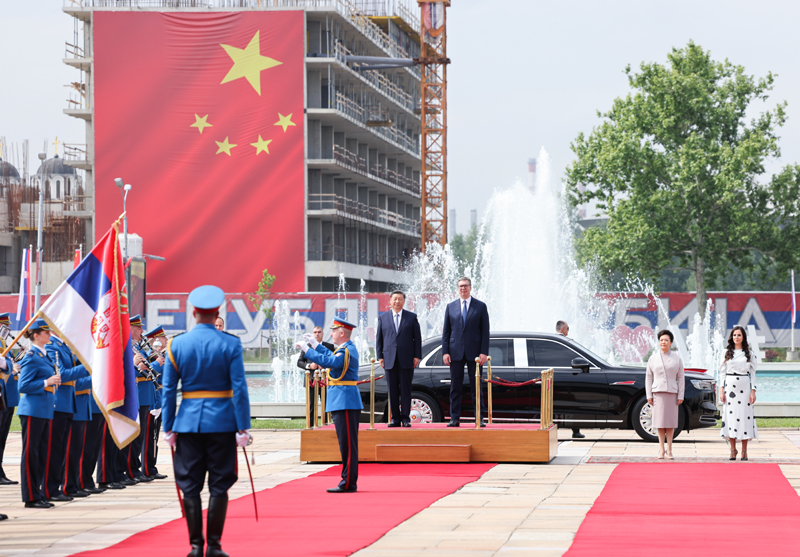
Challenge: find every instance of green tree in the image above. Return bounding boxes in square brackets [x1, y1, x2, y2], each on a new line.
[566, 42, 800, 319]
[248, 268, 276, 360]
[450, 224, 480, 274]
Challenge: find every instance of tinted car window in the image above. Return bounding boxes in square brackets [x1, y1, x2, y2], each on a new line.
[527, 339, 578, 367]
[488, 339, 515, 366]
[425, 347, 443, 366]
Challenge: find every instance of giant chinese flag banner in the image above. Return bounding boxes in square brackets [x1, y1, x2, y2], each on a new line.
[94, 12, 305, 293]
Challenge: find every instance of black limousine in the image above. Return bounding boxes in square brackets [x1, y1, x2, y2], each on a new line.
[358, 332, 720, 442]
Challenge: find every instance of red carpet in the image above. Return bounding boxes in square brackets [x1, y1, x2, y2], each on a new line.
[317, 422, 542, 430]
[71, 463, 494, 557]
[565, 463, 800, 556]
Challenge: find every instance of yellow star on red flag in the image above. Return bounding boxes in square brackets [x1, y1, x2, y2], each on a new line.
[251, 135, 272, 155]
[274, 113, 296, 132]
[190, 114, 213, 134]
[215, 137, 237, 156]
[220, 31, 282, 96]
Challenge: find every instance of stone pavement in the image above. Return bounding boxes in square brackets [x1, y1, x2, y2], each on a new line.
[1, 427, 800, 556]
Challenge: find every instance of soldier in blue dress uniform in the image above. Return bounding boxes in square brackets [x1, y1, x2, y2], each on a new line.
[143, 326, 167, 480]
[162, 285, 251, 557]
[124, 314, 155, 483]
[297, 317, 363, 493]
[64, 374, 94, 497]
[45, 333, 89, 501]
[0, 313, 20, 486]
[17, 319, 62, 508]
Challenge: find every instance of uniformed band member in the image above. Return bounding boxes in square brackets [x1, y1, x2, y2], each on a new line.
[162, 285, 251, 557]
[45, 333, 89, 501]
[143, 326, 167, 480]
[64, 374, 95, 497]
[297, 318, 363, 493]
[17, 319, 62, 508]
[0, 312, 20, 486]
[126, 314, 155, 483]
[86, 395, 110, 492]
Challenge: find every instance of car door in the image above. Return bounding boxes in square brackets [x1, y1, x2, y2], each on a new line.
[526, 338, 609, 428]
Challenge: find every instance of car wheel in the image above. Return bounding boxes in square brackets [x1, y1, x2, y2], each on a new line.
[632, 397, 685, 442]
[409, 392, 442, 424]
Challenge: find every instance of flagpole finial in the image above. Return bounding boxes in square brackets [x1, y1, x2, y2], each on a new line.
[114, 212, 126, 229]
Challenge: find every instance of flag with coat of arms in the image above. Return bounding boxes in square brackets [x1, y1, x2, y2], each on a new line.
[37, 217, 140, 448]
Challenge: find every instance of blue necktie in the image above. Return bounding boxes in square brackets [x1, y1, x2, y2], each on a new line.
[394, 312, 399, 332]
[461, 300, 467, 327]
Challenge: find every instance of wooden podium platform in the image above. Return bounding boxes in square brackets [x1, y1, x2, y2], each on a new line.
[300, 422, 558, 463]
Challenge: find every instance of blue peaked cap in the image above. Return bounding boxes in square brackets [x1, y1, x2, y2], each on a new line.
[189, 285, 225, 311]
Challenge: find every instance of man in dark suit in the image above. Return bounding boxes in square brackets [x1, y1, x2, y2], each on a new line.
[376, 291, 422, 427]
[297, 325, 334, 425]
[556, 320, 585, 439]
[442, 277, 490, 427]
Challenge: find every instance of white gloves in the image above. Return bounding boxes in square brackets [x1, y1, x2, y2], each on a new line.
[236, 430, 253, 447]
[164, 431, 177, 448]
[295, 340, 309, 353]
[150, 408, 162, 418]
[303, 333, 319, 349]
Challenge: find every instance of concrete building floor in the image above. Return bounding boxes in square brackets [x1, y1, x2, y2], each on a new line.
[1, 427, 800, 557]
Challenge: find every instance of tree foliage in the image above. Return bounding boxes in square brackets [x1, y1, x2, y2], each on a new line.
[566, 42, 800, 318]
[450, 224, 480, 274]
[248, 268, 276, 321]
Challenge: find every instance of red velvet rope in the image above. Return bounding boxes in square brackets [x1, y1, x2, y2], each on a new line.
[312, 374, 386, 388]
[483, 374, 542, 387]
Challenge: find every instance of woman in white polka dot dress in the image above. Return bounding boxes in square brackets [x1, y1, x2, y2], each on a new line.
[719, 325, 758, 461]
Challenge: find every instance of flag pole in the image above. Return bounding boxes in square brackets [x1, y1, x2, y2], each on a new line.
[1, 311, 41, 358]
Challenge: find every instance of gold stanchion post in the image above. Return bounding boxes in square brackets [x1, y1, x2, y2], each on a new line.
[487, 356, 493, 425]
[305, 370, 311, 429]
[321, 369, 328, 426]
[475, 357, 481, 430]
[369, 358, 376, 430]
[313, 370, 320, 428]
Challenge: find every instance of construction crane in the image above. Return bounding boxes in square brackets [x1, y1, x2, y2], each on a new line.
[352, 1, 450, 251]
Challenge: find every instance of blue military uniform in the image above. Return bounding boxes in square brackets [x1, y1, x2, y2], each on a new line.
[45, 335, 89, 500]
[123, 314, 155, 482]
[142, 326, 166, 479]
[0, 313, 19, 485]
[64, 375, 93, 496]
[302, 318, 363, 492]
[162, 285, 250, 557]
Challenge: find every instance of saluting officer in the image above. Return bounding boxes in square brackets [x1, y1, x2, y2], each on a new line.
[45, 332, 89, 501]
[143, 326, 167, 480]
[0, 312, 20, 486]
[17, 319, 62, 508]
[162, 285, 251, 557]
[297, 318, 363, 493]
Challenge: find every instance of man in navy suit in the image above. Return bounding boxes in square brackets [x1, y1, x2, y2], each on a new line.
[442, 277, 490, 427]
[376, 291, 422, 427]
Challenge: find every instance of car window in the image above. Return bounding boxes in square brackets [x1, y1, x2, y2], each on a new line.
[488, 339, 515, 366]
[424, 347, 443, 367]
[527, 339, 580, 367]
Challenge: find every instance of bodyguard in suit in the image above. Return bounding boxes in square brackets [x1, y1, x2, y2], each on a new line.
[163, 285, 251, 557]
[17, 319, 62, 508]
[296, 326, 334, 371]
[0, 313, 20, 485]
[442, 277, 490, 427]
[376, 291, 422, 427]
[297, 318, 362, 492]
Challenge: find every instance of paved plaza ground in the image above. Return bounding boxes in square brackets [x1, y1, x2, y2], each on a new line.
[2, 427, 800, 556]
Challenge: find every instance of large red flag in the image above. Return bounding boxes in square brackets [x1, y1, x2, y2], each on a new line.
[94, 12, 305, 293]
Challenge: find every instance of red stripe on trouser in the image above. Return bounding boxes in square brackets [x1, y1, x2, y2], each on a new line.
[101, 423, 107, 483]
[63, 427, 72, 495]
[23, 418, 34, 501]
[44, 420, 53, 499]
[143, 413, 151, 476]
[79, 425, 87, 490]
[126, 443, 133, 478]
[345, 411, 351, 490]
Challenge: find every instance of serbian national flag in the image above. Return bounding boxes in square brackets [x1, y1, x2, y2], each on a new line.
[38, 219, 140, 448]
[16, 248, 31, 324]
[93, 12, 305, 293]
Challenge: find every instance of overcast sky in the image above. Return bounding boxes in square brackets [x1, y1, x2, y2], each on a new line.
[3, 1, 800, 235]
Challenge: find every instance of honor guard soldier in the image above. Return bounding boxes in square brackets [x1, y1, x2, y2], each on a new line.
[45, 333, 89, 501]
[296, 318, 363, 493]
[162, 285, 251, 557]
[0, 312, 20, 486]
[143, 326, 167, 480]
[17, 319, 62, 508]
[64, 375, 94, 497]
[126, 314, 155, 483]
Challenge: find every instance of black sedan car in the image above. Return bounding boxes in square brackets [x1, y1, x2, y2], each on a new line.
[358, 332, 720, 442]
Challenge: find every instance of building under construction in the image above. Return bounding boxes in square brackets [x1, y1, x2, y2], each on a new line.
[62, 0, 440, 293]
[0, 141, 88, 294]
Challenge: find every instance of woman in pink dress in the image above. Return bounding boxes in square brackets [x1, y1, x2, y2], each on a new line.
[646, 330, 685, 459]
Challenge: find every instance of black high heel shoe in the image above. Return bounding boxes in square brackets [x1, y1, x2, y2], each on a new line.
[729, 449, 738, 461]
[741, 451, 748, 461]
